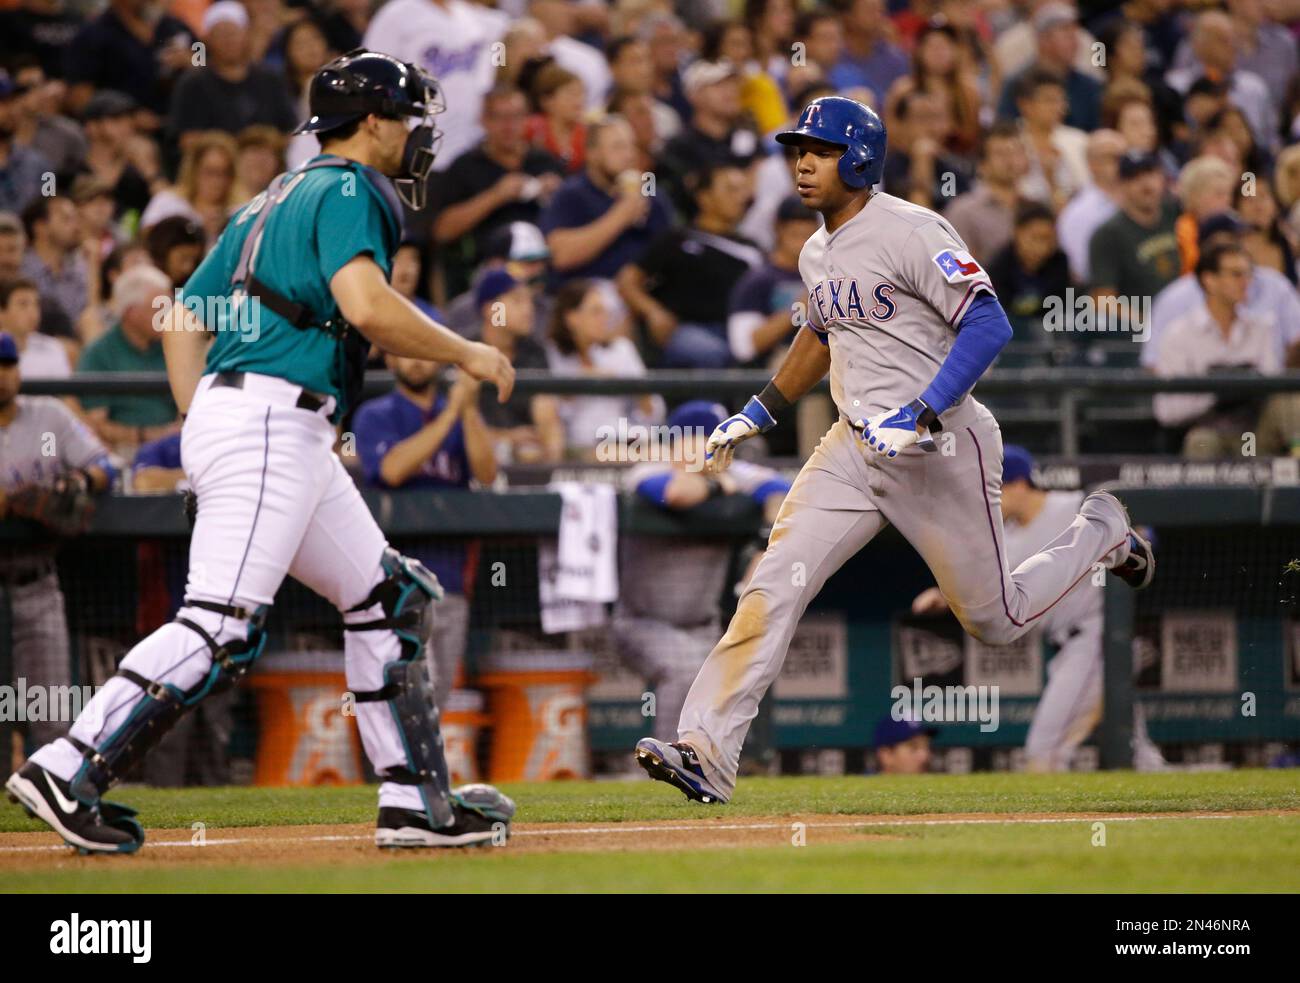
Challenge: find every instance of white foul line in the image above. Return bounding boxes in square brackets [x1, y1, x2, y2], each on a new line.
[0, 813, 1249, 855]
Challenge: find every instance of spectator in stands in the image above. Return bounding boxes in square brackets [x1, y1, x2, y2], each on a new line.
[618, 162, 764, 368]
[1222, 0, 1298, 101]
[541, 115, 672, 287]
[658, 60, 761, 213]
[1174, 156, 1236, 276]
[474, 268, 563, 464]
[167, 2, 299, 154]
[988, 201, 1072, 342]
[794, 6, 844, 78]
[353, 353, 497, 707]
[1146, 212, 1300, 373]
[390, 241, 441, 322]
[0, 212, 23, 283]
[607, 87, 661, 175]
[544, 278, 662, 458]
[76, 263, 179, 451]
[363, 0, 507, 171]
[1236, 179, 1297, 287]
[140, 130, 240, 243]
[0, 2, 82, 82]
[529, 0, 611, 110]
[317, 0, 373, 55]
[8, 59, 87, 182]
[998, 3, 1101, 133]
[1094, 21, 1183, 147]
[701, 16, 786, 137]
[0, 331, 115, 751]
[0, 74, 50, 216]
[524, 62, 588, 175]
[881, 90, 971, 209]
[234, 126, 288, 204]
[727, 195, 815, 370]
[21, 194, 93, 339]
[831, 0, 909, 102]
[0, 278, 70, 379]
[144, 215, 205, 288]
[886, 18, 982, 158]
[607, 35, 681, 143]
[63, 0, 194, 120]
[1056, 129, 1123, 283]
[1089, 150, 1180, 303]
[871, 717, 934, 775]
[281, 17, 334, 168]
[1153, 241, 1279, 458]
[443, 221, 552, 338]
[944, 122, 1030, 267]
[1164, 9, 1275, 152]
[643, 11, 691, 122]
[997, 0, 1106, 83]
[76, 90, 153, 225]
[1015, 69, 1088, 212]
[72, 174, 120, 264]
[434, 85, 566, 298]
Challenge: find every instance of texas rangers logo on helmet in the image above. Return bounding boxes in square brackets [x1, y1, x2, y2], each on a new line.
[933, 249, 983, 283]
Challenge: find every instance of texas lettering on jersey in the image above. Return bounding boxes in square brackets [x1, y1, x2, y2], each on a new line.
[809, 278, 898, 325]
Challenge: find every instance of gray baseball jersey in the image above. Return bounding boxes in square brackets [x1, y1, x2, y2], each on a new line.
[799, 192, 996, 422]
[0, 395, 110, 492]
[1, 395, 110, 567]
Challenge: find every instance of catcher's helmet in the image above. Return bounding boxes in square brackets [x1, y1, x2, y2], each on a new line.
[775, 96, 886, 189]
[293, 49, 445, 209]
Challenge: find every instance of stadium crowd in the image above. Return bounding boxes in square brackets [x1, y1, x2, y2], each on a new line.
[1, 0, 1300, 479]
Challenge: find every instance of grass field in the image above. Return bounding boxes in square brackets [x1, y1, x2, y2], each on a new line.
[3, 770, 1298, 893]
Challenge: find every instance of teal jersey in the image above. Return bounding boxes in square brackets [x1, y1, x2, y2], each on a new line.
[179, 154, 400, 417]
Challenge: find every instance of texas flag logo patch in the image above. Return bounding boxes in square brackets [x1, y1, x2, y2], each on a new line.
[933, 249, 983, 282]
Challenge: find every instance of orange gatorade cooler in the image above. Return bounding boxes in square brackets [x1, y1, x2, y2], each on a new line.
[247, 655, 365, 786]
[478, 648, 595, 782]
[442, 689, 490, 784]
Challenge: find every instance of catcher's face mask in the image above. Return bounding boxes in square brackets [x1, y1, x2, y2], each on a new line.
[393, 67, 445, 211]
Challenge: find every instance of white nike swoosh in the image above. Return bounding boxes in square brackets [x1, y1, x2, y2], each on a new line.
[45, 772, 80, 815]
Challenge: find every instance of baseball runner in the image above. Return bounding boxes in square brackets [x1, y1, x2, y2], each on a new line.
[635, 97, 1155, 804]
[6, 50, 519, 853]
[912, 445, 1164, 771]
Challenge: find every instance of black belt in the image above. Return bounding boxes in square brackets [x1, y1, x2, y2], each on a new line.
[212, 371, 328, 413]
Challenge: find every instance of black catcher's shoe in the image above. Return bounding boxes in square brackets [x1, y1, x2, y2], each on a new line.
[5, 760, 143, 854]
[375, 783, 515, 848]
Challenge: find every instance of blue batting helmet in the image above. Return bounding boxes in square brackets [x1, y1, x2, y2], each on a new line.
[776, 96, 887, 189]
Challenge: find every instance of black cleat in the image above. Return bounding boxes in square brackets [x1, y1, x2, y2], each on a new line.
[375, 783, 515, 848]
[5, 761, 142, 854]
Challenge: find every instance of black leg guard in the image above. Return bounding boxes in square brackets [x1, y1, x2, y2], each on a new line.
[346, 548, 455, 829]
[68, 600, 269, 828]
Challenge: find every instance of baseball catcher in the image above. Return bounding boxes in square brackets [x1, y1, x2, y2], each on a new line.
[7, 50, 517, 852]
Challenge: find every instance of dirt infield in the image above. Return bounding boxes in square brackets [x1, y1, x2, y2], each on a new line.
[2, 810, 1293, 872]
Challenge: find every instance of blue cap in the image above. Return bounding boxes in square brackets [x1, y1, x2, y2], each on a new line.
[668, 400, 727, 433]
[0, 332, 18, 364]
[1002, 444, 1036, 486]
[475, 268, 519, 308]
[873, 715, 937, 749]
